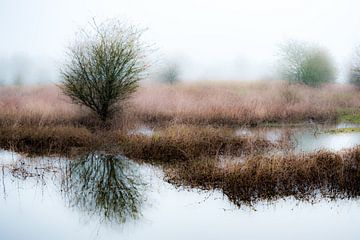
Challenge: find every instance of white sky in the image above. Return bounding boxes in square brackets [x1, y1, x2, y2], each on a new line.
[1, 0, 360, 81]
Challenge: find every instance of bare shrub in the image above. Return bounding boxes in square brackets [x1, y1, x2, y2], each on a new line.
[60, 19, 148, 122]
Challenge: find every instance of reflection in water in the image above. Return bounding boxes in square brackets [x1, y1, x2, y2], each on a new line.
[63, 153, 145, 224]
[1, 151, 360, 239]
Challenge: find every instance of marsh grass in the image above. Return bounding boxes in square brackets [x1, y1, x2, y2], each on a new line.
[1, 82, 360, 129]
[0, 85, 137, 130]
[131, 81, 360, 126]
[2, 82, 360, 207]
[0, 124, 274, 160]
[119, 124, 275, 162]
[0, 126, 96, 156]
[165, 147, 360, 207]
[2, 123, 360, 208]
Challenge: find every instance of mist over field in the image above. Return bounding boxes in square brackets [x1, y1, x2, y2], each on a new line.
[1, 0, 360, 83]
[4, 1, 360, 239]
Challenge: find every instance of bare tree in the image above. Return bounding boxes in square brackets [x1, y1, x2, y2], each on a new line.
[60, 20, 147, 121]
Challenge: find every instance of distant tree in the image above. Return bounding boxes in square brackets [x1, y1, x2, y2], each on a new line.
[13, 72, 24, 86]
[278, 41, 336, 87]
[349, 47, 360, 88]
[60, 19, 147, 121]
[159, 61, 181, 84]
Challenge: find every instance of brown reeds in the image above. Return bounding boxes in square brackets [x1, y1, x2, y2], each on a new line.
[165, 147, 360, 206]
[119, 124, 274, 162]
[0, 124, 274, 160]
[0, 126, 95, 156]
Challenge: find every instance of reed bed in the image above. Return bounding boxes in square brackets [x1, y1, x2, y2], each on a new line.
[165, 147, 360, 206]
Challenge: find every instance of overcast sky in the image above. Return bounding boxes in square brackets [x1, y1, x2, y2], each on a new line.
[1, 0, 360, 82]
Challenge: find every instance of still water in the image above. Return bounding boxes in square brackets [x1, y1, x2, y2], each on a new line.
[294, 123, 360, 152]
[1, 148, 360, 240]
[2, 125, 360, 240]
[237, 123, 360, 153]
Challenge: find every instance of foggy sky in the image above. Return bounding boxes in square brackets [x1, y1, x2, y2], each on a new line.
[1, 0, 360, 82]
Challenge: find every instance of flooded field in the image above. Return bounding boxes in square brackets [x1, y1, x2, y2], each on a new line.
[1, 123, 360, 240]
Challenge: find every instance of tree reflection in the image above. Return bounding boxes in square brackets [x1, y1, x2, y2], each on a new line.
[63, 153, 145, 224]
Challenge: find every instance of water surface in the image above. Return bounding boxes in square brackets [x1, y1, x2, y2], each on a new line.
[1, 150, 360, 240]
[237, 123, 360, 152]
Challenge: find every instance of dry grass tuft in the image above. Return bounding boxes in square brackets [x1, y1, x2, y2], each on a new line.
[119, 124, 274, 162]
[0, 126, 95, 156]
[165, 147, 360, 206]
